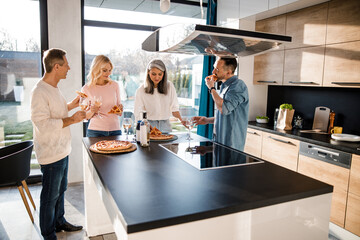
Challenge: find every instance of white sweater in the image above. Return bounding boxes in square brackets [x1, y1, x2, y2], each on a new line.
[134, 81, 179, 122]
[30, 80, 71, 165]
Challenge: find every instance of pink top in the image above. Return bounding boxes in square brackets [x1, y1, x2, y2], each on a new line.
[82, 81, 121, 131]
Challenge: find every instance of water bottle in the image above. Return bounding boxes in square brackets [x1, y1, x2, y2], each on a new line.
[140, 111, 150, 147]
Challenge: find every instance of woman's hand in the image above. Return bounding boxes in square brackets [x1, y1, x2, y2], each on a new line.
[90, 103, 100, 114]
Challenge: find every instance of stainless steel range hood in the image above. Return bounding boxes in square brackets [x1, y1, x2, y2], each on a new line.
[142, 23, 292, 57]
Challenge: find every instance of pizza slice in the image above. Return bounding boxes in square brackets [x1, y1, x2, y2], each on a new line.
[150, 127, 162, 136]
[150, 127, 174, 140]
[108, 105, 122, 114]
[206, 74, 218, 81]
[76, 90, 88, 98]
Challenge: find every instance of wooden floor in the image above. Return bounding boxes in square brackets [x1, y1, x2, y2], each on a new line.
[0, 182, 116, 240]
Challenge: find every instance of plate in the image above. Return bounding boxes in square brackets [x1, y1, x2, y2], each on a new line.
[150, 135, 178, 142]
[331, 134, 360, 142]
[256, 118, 269, 124]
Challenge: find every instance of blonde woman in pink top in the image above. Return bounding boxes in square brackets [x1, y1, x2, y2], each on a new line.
[81, 55, 123, 137]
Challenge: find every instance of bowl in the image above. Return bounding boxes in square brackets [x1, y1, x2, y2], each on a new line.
[256, 118, 269, 124]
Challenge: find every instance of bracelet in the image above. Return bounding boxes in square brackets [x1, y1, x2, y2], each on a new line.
[209, 87, 216, 93]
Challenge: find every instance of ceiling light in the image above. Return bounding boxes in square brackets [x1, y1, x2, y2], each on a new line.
[160, 0, 170, 13]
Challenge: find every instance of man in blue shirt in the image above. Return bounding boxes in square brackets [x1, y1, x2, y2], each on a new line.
[193, 57, 249, 151]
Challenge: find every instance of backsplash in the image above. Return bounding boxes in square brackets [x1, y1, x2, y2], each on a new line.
[266, 86, 360, 135]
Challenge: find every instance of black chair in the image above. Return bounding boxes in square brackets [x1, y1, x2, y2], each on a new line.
[0, 141, 36, 223]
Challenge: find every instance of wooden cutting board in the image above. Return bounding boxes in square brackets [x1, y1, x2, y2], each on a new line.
[312, 106, 330, 131]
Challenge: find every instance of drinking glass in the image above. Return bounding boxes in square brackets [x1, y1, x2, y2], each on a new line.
[123, 118, 132, 140]
[185, 117, 195, 140]
[80, 98, 89, 111]
[93, 96, 103, 118]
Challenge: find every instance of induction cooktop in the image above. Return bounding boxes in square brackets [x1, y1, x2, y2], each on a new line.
[160, 141, 263, 170]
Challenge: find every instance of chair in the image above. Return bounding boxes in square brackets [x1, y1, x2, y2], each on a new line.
[0, 141, 36, 223]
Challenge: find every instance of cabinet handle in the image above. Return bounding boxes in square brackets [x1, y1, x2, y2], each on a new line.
[268, 136, 295, 146]
[247, 131, 259, 135]
[289, 81, 318, 85]
[331, 82, 360, 86]
[257, 80, 277, 83]
[310, 147, 339, 156]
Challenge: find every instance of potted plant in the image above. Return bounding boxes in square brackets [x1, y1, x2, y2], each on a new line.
[14, 78, 24, 102]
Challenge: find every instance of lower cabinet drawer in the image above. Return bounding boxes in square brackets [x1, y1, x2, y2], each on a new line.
[244, 128, 262, 158]
[298, 155, 350, 227]
[261, 132, 299, 171]
[345, 192, 360, 236]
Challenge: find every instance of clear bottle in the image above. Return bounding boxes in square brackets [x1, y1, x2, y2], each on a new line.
[136, 120, 141, 143]
[140, 111, 150, 147]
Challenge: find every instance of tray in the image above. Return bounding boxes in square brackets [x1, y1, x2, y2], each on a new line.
[331, 134, 360, 142]
[90, 143, 137, 154]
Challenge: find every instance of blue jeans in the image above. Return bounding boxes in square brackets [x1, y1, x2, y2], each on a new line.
[87, 129, 122, 137]
[40, 156, 68, 240]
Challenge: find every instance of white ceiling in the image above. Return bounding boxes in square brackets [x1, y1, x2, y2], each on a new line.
[84, 0, 208, 19]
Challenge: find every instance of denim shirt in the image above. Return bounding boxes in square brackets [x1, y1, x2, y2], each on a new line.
[213, 76, 249, 151]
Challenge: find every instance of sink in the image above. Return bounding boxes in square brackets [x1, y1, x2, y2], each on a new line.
[160, 141, 263, 170]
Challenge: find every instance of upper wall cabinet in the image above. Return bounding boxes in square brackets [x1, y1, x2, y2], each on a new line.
[254, 50, 284, 85]
[323, 41, 360, 88]
[283, 46, 325, 86]
[285, 3, 328, 49]
[326, 0, 360, 44]
[256, 15, 286, 50]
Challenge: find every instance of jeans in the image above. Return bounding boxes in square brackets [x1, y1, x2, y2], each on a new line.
[87, 129, 122, 137]
[40, 156, 68, 240]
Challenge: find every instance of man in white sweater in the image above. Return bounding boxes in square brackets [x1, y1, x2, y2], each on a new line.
[30, 48, 86, 240]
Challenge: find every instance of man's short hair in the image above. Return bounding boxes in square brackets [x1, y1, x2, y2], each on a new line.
[43, 48, 66, 73]
[220, 57, 237, 74]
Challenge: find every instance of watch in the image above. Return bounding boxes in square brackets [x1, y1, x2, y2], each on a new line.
[209, 87, 216, 93]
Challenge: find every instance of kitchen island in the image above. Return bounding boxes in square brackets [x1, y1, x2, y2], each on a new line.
[83, 134, 333, 240]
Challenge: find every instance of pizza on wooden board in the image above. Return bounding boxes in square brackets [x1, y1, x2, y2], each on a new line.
[108, 105, 122, 114]
[76, 90, 88, 98]
[150, 127, 174, 140]
[93, 140, 132, 151]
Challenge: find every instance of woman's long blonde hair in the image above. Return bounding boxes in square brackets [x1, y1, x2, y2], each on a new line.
[87, 55, 113, 86]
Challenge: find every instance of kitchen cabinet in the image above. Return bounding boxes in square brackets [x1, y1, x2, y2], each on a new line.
[285, 3, 328, 49]
[253, 50, 284, 85]
[323, 41, 360, 88]
[326, 0, 360, 44]
[261, 132, 299, 171]
[345, 193, 360, 236]
[283, 46, 325, 86]
[244, 128, 263, 158]
[298, 155, 350, 227]
[345, 154, 360, 236]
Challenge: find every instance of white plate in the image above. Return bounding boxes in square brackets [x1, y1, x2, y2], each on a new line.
[331, 134, 360, 142]
[256, 118, 269, 124]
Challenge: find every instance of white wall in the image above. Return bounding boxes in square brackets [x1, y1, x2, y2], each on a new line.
[47, 0, 83, 183]
[238, 18, 268, 120]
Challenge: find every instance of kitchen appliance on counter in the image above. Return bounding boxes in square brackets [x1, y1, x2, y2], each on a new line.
[160, 141, 263, 170]
[142, 23, 292, 57]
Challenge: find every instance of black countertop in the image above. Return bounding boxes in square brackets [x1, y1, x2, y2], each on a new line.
[248, 121, 360, 155]
[83, 134, 332, 234]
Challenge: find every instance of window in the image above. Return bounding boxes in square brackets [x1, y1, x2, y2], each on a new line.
[0, 0, 45, 177]
[83, 1, 207, 133]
